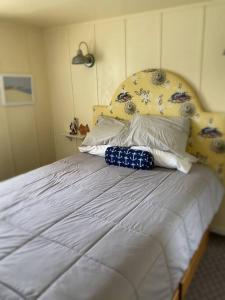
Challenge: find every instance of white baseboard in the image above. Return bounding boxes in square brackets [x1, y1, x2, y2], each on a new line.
[210, 225, 225, 236]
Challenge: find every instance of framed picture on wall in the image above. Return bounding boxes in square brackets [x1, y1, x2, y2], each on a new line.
[0, 74, 34, 106]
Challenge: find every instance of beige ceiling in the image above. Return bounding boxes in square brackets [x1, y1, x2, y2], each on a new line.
[0, 0, 212, 28]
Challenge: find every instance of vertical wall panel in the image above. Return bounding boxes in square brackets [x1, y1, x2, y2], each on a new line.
[45, 28, 74, 159]
[0, 25, 32, 173]
[201, 4, 225, 112]
[27, 28, 55, 166]
[5, 26, 41, 175]
[95, 20, 126, 105]
[0, 24, 30, 73]
[126, 13, 161, 76]
[161, 6, 204, 91]
[7, 107, 40, 174]
[0, 26, 16, 178]
[69, 23, 97, 128]
[0, 108, 14, 180]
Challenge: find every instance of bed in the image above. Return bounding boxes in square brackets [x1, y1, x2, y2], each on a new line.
[0, 154, 223, 300]
[0, 69, 224, 300]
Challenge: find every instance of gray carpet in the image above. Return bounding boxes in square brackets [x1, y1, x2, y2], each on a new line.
[186, 233, 225, 300]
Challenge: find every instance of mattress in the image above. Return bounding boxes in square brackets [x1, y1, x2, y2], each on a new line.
[0, 153, 224, 300]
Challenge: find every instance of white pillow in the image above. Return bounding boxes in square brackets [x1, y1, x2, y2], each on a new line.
[79, 145, 107, 157]
[131, 146, 197, 174]
[122, 114, 190, 156]
[82, 116, 128, 146]
[79, 145, 197, 174]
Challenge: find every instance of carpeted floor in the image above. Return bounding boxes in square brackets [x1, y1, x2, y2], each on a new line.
[186, 233, 225, 300]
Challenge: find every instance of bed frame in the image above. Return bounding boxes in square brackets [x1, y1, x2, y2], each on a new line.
[172, 230, 209, 300]
[93, 68, 225, 299]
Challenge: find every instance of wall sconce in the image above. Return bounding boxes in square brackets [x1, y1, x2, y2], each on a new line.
[72, 41, 95, 68]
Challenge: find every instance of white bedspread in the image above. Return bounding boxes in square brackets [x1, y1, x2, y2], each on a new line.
[0, 153, 224, 300]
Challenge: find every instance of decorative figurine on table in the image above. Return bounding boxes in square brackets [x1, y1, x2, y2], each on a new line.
[79, 124, 90, 136]
[69, 118, 79, 135]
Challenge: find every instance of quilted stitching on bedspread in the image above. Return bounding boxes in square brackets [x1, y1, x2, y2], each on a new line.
[0, 153, 224, 300]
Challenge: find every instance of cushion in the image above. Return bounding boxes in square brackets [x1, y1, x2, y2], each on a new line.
[82, 116, 128, 146]
[131, 146, 197, 174]
[79, 145, 197, 174]
[105, 147, 154, 170]
[122, 114, 190, 156]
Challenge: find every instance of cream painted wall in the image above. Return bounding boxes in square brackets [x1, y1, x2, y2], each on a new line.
[201, 4, 225, 112]
[126, 13, 161, 76]
[161, 6, 204, 92]
[95, 20, 126, 104]
[0, 23, 55, 181]
[44, 2, 225, 231]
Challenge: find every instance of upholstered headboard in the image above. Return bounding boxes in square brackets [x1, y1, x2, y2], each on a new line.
[93, 69, 225, 184]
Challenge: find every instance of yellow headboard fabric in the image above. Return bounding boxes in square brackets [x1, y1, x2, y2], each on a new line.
[93, 69, 225, 184]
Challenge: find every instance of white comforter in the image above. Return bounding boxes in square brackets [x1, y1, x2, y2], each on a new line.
[0, 153, 224, 300]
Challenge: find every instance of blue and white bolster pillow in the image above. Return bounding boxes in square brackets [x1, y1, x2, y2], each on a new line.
[105, 147, 154, 170]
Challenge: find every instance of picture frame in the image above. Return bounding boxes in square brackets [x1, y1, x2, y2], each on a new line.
[0, 74, 34, 106]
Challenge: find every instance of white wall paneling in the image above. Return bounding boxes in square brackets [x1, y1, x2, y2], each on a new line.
[0, 24, 30, 73]
[45, 28, 75, 159]
[0, 108, 15, 180]
[27, 28, 55, 165]
[126, 12, 162, 76]
[161, 6, 204, 92]
[200, 3, 225, 112]
[0, 24, 55, 180]
[7, 107, 40, 174]
[95, 19, 126, 105]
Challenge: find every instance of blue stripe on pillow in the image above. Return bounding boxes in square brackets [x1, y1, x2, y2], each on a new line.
[105, 147, 154, 170]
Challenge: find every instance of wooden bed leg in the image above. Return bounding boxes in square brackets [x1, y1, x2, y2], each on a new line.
[179, 283, 183, 300]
